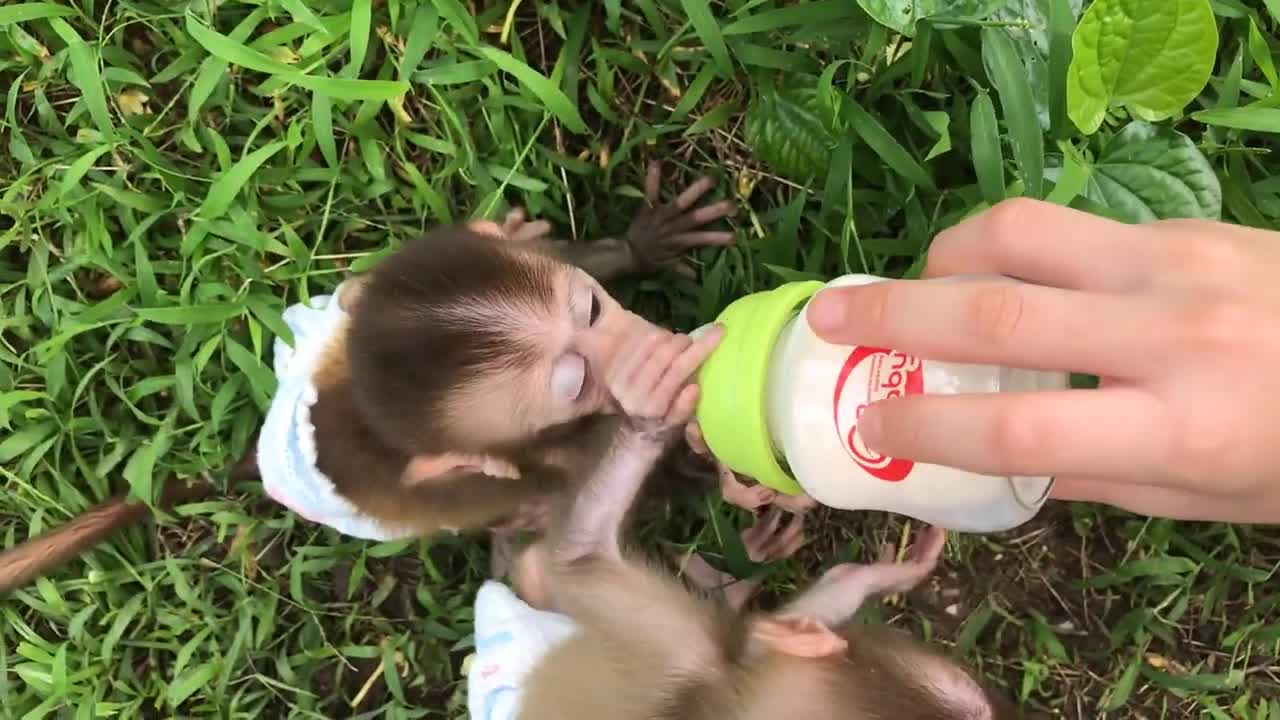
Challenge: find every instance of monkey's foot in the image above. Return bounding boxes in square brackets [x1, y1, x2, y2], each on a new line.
[743, 506, 807, 563]
[718, 463, 776, 512]
[819, 525, 946, 599]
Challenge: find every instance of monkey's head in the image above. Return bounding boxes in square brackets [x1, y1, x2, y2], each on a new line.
[346, 221, 652, 464]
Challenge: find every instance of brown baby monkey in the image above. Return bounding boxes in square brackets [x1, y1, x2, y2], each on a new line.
[508, 338, 1022, 719]
[266, 161, 807, 572]
[0, 163, 799, 595]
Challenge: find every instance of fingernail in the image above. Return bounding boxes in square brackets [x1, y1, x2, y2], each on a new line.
[858, 405, 884, 446]
[806, 291, 846, 334]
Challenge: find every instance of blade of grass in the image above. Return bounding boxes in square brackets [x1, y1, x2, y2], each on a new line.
[842, 97, 936, 191]
[1047, 0, 1074, 140]
[0, 3, 77, 25]
[473, 46, 587, 133]
[680, 0, 733, 77]
[971, 88, 1006, 204]
[195, 141, 287, 221]
[982, 27, 1043, 198]
[48, 18, 114, 140]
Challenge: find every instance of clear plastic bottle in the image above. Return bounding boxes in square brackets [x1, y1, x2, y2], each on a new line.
[694, 274, 1067, 533]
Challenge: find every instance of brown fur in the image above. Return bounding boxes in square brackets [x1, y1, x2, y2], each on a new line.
[520, 551, 1022, 720]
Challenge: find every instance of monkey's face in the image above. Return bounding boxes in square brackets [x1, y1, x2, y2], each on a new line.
[348, 224, 666, 457]
[448, 264, 658, 447]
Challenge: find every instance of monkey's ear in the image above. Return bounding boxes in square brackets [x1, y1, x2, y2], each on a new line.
[337, 274, 370, 312]
[401, 453, 521, 486]
[750, 615, 848, 659]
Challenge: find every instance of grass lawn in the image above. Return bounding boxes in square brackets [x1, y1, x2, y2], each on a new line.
[3, 0, 1280, 717]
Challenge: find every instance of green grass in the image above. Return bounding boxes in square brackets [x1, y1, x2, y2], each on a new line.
[2, 0, 1280, 717]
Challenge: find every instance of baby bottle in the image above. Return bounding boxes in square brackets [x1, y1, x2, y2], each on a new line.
[693, 274, 1068, 533]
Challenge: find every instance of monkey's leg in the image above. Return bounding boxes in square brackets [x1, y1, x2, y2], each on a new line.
[677, 509, 804, 612]
[777, 525, 946, 629]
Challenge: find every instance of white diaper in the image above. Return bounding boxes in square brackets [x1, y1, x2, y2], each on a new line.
[255, 282, 415, 541]
[466, 581, 580, 720]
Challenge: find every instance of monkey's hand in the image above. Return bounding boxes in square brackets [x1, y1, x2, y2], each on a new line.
[500, 207, 553, 244]
[622, 160, 736, 277]
[607, 324, 725, 442]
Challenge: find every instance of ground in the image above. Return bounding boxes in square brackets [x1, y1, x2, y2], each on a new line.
[2, 1, 1279, 718]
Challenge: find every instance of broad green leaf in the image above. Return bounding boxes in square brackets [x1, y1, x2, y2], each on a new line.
[856, 0, 1009, 37]
[982, 27, 1044, 198]
[474, 47, 587, 133]
[195, 141, 287, 220]
[970, 89, 1006, 204]
[0, 3, 77, 25]
[1193, 105, 1280, 133]
[742, 87, 836, 182]
[1081, 121, 1221, 222]
[1066, 0, 1218, 134]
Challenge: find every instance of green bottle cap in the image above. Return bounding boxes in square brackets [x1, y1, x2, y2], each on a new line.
[694, 280, 825, 496]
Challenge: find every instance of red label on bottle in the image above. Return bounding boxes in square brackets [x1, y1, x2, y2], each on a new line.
[832, 346, 924, 482]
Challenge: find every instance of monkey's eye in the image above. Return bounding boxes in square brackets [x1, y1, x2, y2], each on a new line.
[588, 293, 601, 326]
[550, 352, 586, 401]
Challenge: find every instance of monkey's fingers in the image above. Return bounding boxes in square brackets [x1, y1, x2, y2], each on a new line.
[655, 324, 727, 412]
[672, 175, 717, 211]
[904, 525, 947, 567]
[769, 491, 818, 515]
[644, 160, 662, 205]
[502, 207, 527, 233]
[685, 422, 711, 456]
[718, 465, 776, 511]
[670, 259, 699, 281]
[606, 328, 667, 406]
[664, 384, 701, 427]
[511, 219, 552, 243]
[663, 201, 737, 236]
[630, 333, 694, 414]
[749, 511, 806, 563]
[666, 230, 736, 250]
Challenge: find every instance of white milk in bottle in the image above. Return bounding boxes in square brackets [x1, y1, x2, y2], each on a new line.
[693, 274, 1067, 533]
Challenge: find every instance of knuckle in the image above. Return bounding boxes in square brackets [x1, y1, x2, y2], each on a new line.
[1173, 299, 1251, 353]
[988, 401, 1047, 466]
[1166, 411, 1233, 482]
[983, 198, 1046, 247]
[968, 284, 1026, 345]
[1160, 234, 1244, 278]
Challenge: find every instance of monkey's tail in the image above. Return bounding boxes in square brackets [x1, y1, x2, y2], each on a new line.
[0, 440, 259, 596]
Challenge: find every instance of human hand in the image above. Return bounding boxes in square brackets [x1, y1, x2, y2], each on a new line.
[805, 199, 1280, 523]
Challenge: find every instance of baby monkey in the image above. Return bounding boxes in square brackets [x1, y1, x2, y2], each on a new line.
[508, 338, 1022, 719]
[259, 161, 803, 570]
